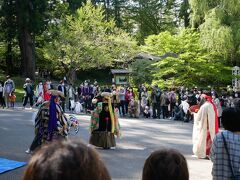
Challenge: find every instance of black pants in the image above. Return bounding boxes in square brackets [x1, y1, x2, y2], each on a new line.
[152, 103, 161, 118]
[0, 93, 6, 107]
[23, 94, 34, 107]
[161, 106, 168, 119]
[125, 101, 129, 114]
[119, 100, 126, 115]
[169, 103, 175, 117]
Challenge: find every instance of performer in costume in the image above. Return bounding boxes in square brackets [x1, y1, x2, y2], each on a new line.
[89, 92, 121, 149]
[192, 93, 219, 159]
[25, 90, 71, 154]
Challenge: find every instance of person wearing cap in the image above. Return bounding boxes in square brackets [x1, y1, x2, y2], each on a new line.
[192, 91, 219, 159]
[23, 78, 34, 109]
[3, 75, 15, 108]
[89, 92, 121, 149]
[25, 90, 71, 154]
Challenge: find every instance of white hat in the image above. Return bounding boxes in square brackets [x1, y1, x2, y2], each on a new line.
[25, 78, 30, 82]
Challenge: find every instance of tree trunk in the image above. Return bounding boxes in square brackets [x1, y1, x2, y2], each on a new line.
[16, 0, 35, 80]
[183, 0, 190, 28]
[18, 27, 35, 80]
[67, 68, 77, 85]
[6, 41, 14, 74]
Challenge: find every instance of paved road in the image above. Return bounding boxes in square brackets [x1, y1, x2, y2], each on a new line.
[0, 108, 212, 180]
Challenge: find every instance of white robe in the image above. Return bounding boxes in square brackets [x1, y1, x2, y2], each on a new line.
[75, 102, 82, 114]
[192, 101, 216, 158]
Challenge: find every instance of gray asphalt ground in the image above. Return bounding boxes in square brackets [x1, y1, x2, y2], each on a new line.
[0, 106, 212, 180]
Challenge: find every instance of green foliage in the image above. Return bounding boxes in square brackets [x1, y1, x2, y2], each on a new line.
[128, 0, 178, 43]
[43, 1, 137, 83]
[141, 29, 232, 88]
[130, 59, 155, 86]
[189, 0, 240, 65]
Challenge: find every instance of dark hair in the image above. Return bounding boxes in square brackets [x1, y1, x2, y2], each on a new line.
[233, 98, 240, 108]
[23, 140, 111, 180]
[142, 149, 189, 180]
[222, 107, 240, 132]
[202, 90, 211, 96]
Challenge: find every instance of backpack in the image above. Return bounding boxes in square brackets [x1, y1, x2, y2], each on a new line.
[26, 84, 32, 94]
[5, 81, 13, 94]
[169, 92, 176, 103]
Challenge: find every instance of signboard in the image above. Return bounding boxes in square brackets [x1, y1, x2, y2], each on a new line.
[115, 75, 129, 85]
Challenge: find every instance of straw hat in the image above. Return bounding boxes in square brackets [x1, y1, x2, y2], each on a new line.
[49, 90, 65, 98]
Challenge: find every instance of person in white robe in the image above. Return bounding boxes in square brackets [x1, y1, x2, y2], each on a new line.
[192, 93, 219, 159]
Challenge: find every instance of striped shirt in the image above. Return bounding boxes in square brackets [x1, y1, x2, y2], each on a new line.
[210, 130, 240, 180]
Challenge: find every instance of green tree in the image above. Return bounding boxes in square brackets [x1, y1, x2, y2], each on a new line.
[43, 1, 137, 84]
[130, 59, 154, 86]
[0, 0, 17, 74]
[130, 0, 177, 43]
[142, 29, 231, 88]
[189, 0, 240, 66]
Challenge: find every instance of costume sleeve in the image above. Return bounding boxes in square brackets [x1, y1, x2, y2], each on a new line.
[207, 103, 216, 140]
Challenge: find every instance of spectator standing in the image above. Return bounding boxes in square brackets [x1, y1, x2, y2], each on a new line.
[23, 78, 34, 109]
[118, 86, 126, 116]
[58, 80, 67, 112]
[43, 80, 51, 101]
[125, 87, 135, 115]
[168, 89, 177, 119]
[35, 81, 44, 105]
[160, 90, 170, 119]
[141, 87, 149, 116]
[3, 75, 15, 108]
[212, 93, 223, 128]
[0, 81, 6, 108]
[68, 83, 75, 111]
[36, 81, 44, 99]
[210, 107, 240, 180]
[151, 85, 161, 119]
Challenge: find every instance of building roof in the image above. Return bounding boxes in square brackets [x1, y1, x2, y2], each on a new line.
[110, 69, 132, 74]
[133, 52, 178, 61]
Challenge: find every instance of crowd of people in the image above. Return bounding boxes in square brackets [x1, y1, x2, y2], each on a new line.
[0, 75, 239, 127]
[1, 75, 240, 179]
[22, 96, 240, 180]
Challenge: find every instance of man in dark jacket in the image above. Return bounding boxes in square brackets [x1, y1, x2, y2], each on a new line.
[23, 78, 34, 109]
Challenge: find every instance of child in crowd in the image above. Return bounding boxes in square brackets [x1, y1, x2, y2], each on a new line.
[143, 106, 151, 118]
[9, 91, 16, 108]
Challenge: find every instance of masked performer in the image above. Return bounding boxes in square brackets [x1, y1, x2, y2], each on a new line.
[89, 92, 121, 149]
[25, 90, 71, 154]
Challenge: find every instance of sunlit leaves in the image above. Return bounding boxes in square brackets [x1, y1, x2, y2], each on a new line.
[142, 29, 231, 88]
[43, 0, 137, 82]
